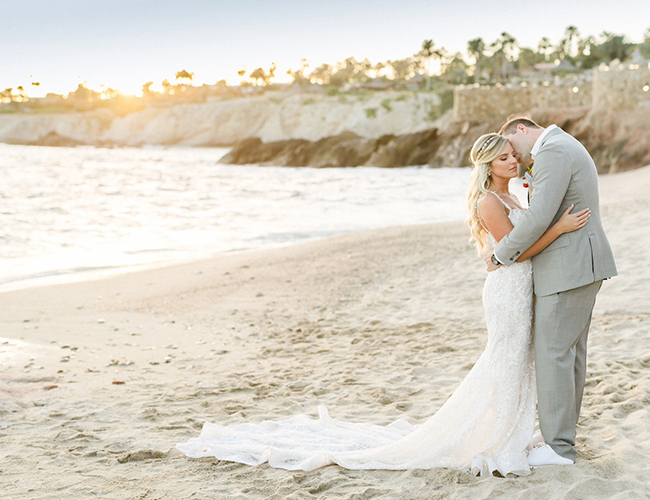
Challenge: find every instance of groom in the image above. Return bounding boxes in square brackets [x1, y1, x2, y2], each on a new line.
[487, 117, 617, 467]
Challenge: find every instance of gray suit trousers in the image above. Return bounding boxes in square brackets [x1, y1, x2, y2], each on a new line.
[534, 280, 602, 461]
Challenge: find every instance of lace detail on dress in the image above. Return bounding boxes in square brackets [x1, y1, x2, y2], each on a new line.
[177, 205, 536, 477]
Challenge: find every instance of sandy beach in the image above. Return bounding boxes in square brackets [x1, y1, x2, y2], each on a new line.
[1, 166, 649, 500]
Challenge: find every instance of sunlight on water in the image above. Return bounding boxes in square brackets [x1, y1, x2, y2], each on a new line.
[0, 144, 473, 291]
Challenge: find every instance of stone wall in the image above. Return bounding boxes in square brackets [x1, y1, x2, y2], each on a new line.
[454, 65, 650, 120]
[592, 65, 650, 110]
[453, 84, 592, 121]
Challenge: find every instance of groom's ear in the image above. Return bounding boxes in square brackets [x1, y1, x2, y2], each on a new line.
[517, 124, 528, 134]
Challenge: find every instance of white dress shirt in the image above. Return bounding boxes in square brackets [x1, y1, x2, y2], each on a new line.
[530, 124, 558, 160]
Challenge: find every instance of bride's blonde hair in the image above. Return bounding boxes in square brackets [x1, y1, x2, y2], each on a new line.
[466, 133, 509, 254]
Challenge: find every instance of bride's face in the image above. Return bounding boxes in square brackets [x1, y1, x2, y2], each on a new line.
[489, 142, 519, 181]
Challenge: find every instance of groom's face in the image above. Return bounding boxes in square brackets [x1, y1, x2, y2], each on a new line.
[504, 129, 534, 166]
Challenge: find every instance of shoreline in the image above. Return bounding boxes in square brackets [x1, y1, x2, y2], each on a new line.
[0, 163, 522, 296]
[0, 222, 453, 295]
[1, 166, 649, 499]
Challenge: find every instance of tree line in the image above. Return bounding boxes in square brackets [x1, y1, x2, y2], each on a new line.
[1, 26, 649, 113]
[286, 27, 650, 88]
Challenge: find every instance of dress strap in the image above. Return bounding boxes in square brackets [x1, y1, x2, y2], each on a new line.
[486, 191, 513, 211]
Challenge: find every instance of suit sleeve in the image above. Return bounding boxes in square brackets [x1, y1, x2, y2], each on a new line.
[494, 146, 571, 265]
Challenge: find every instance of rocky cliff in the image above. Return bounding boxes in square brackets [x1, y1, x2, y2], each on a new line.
[0, 91, 442, 147]
[219, 113, 495, 169]
[1, 91, 648, 173]
[220, 105, 650, 173]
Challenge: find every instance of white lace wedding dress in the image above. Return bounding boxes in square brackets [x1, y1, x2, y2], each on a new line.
[177, 195, 536, 477]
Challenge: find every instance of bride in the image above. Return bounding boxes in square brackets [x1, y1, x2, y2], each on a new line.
[176, 133, 590, 477]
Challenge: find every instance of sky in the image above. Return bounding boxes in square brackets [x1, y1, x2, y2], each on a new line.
[2, 0, 649, 97]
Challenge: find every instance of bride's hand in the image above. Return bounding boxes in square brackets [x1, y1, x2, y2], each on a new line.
[482, 247, 493, 266]
[556, 204, 590, 233]
[483, 248, 500, 272]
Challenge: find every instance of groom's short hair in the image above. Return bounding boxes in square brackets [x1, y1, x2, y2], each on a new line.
[499, 117, 543, 135]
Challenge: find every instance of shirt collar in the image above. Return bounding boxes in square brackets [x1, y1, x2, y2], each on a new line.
[530, 124, 558, 160]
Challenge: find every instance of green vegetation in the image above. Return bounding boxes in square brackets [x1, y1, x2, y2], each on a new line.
[380, 99, 392, 112]
[439, 90, 454, 114]
[365, 108, 378, 119]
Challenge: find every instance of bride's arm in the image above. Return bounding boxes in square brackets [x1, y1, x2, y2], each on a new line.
[515, 204, 590, 262]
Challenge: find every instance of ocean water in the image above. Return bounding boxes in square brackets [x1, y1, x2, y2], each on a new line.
[0, 143, 477, 292]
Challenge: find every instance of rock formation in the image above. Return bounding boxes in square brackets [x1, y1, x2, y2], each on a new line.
[220, 114, 500, 169]
[1, 91, 648, 172]
[221, 106, 650, 173]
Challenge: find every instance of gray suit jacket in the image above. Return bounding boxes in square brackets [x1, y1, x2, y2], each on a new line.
[495, 127, 617, 296]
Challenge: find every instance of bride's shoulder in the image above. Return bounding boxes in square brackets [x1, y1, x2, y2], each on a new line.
[477, 193, 511, 228]
[478, 192, 506, 212]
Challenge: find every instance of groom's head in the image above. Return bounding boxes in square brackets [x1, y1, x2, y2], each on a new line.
[499, 117, 544, 166]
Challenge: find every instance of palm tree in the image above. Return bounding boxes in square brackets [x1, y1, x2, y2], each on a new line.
[1, 88, 14, 103]
[441, 53, 469, 84]
[467, 37, 485, 83]
[373, 61, 385, 79]
[437, 47, 450, 76]
[329, 57, 362, 86]
[419, 40, 434, 89]
[639, 28, 650, 58]
[389, 58, 414, 81]
[418, 39, 443, 90]
[577, 35, 595, 56]
[175, 69, 194, 85]
[551, 28, 578, 62]
[538, 37, 552, 61]
[142, 81, 154, 97]
[309, 63, 333, 85]
[16, 86, 28, 101]
[359, 58, 373, 82]
[237, 68, 246, 86]
[499, 32, 518, 62]
[488, 40, 504, 81]
[576, 35, 598, 69]
[249, 68, 268, 86]
[599, 32, 634, 62]
[487, 33, 517, 81]
[563, 25, 580, 59]
[162, 79, 175, 95]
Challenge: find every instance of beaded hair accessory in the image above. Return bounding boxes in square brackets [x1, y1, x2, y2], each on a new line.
[477, 135, 499, 156]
